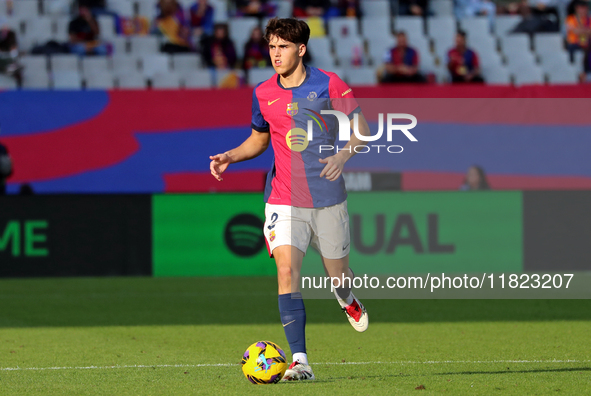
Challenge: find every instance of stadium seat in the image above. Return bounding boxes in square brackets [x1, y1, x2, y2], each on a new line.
[22, 69, 51, 89]
[467, 34, 497, 59]
[184, 70, 214, 88]
[43, 0, 73, 16]
[333, 36, 366, 66]
[394, 16, 425, 42]
[140, 54, 171, 77]
[0, 74, 17, 90]
[129, 36, 160, 54]
[366, 35, 396, 65]
[481, 64, 510, 84]
[152, 72, 183, 89]
[513, 65, 545, 85]
[499, 34, 530, 57]
[172, 53, 202, 72]
[97, 15, 117, 39]
[546, 66, 579, 84]
[52, 15, 71, 42]
[418, 51, 437, 73]
[111, 55, 139, 74]
[427, 17, 456, 61]
[20, 55, 48, 73]
[361, 17, 392, 41]
[479, 50, 503, 69]
[459, 16, 490, 37]
[307, 37, 334, 68]
[0, 0, 7, 15]
[137, 0, 157, 19]
[50, 54, 80, 72]
[248, 67, 276, 86]
[106, 0, 134, 17]
[533, 33, 564, 56]
[110, 36, 129, 55]
[431, 0, 453, 16]
[494, 15, 521, 37]
[344, 67, 377, 86]
[210, 0, 229, 22]
[573, 50, 585, 73]
[53, 70, 83, 89]
[81, 56, 111, 78]
[539, 51, 570, 68]
[21, 17, 54, 49]
[229, 17, 259, 59]
[276, 1, 293, 18]
[85, 71, 115, 89]
[12, 0, 40, 19]
[117, 73, 147, 89]
[505, 51, 537, 74]
[361, 0, 390, 17]
[328, 17, 360, 39]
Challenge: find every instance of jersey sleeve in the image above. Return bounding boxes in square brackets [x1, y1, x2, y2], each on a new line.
[251, 86, 270, 132]
[328, 73, 361, 120]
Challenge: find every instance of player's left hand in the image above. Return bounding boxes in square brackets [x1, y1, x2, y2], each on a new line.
[319, 155, 345, 181]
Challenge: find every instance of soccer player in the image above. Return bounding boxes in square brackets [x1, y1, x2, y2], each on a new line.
[209, 17, 369, 381]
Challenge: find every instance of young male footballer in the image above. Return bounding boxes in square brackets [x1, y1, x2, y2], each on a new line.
[209, 17, 369, 381]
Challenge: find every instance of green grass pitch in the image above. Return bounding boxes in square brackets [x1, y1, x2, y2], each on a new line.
[0, 277, 590, 395]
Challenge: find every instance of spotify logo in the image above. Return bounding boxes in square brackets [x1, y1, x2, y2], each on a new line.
[224, 213, 265, 257]
[286, 128, 308, 152]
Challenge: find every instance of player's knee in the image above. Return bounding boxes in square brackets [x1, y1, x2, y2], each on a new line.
[276, 265, 292, 283]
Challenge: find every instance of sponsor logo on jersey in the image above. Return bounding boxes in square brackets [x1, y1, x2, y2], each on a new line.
[285, 128, 309, 152]
[268, 98, 280, 105]
[286, 102, 299, 116]
[341, 88, 352, 97]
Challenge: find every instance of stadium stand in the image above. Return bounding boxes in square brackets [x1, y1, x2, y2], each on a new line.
[1, 0, 587, 90]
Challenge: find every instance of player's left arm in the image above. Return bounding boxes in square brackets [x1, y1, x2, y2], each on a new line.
[319, 76, 370, 182]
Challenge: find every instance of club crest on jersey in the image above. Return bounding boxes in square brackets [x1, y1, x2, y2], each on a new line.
[286, 102, 299, 116]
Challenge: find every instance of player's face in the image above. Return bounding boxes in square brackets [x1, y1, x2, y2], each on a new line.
[268, 35, 305, 76]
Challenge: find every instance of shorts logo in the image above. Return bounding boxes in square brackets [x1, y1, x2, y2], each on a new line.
[286, 128, 309, 152]
[270, 230, 276, 242]
[286, 102, 299, 116]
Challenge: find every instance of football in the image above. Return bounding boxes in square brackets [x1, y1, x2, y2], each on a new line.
[241, 341, 288, 384]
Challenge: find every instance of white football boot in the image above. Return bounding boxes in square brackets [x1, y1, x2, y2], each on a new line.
[281, 361, 315, 381]
[343, 294, 368, 332]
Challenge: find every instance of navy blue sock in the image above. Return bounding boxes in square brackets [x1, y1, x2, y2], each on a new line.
[278, 293, 306, 354]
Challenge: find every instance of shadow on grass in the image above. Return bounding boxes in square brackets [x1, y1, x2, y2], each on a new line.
[0, 276, 590, 327]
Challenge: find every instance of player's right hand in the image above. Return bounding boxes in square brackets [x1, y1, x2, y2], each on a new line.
[209, 153, 231, 181]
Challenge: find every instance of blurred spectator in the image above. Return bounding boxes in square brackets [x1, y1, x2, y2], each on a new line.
[294, 0, 336, 18]
[381, 31, 425, 83]
[119, 15, 151, 36]
[566, 0, 591, 59]
[19, 184, 34, 196]
[189, 0, 215, 40]
[68, 5, 109, 55]
[201, 23, 237, 69]
[447, 31, 484, 83]
[398, 0, 429, 16]
[460, 165, 490, 190]
[242, 26, 271, 71]
[336, 0, 362, 17]
[0, 17, 21, 86]
[0, 139, 12, 196]
[154, 0, 191, 53]
[455, 0, 496, 27]
[235, 0, 276, 17]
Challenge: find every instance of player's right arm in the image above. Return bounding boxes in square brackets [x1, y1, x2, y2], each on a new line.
[209, 129, 270, 181]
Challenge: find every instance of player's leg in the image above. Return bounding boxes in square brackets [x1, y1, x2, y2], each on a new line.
[322, 255, 368, 332]
[273, 245, 314, 380]
[263, 204, 314, 380]
[312, 201, 368, 332]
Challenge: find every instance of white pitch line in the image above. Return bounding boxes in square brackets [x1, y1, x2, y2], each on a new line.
[1, 360, 589, 372]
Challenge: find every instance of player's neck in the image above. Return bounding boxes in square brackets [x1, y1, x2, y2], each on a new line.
[279, 63, 306, 88]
